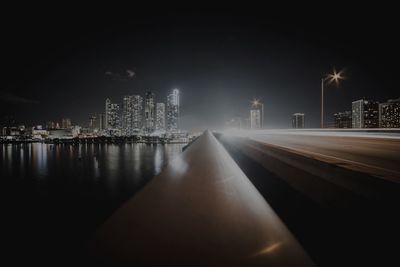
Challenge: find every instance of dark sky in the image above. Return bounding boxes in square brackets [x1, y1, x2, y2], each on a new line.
[1, 6, 399, 130]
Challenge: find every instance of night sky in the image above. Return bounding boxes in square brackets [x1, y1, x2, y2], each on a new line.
[2, 6, 399, 130]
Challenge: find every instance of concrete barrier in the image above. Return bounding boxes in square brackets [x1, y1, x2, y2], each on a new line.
[91, 130, 315, 266]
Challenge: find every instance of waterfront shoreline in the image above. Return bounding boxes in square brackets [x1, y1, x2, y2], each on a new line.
[0, 135, 194, 145]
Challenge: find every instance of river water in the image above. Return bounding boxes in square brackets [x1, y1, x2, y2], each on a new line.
[0, 142, 184, 266]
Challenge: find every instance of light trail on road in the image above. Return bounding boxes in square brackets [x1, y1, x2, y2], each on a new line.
[223, 129, 400, 182]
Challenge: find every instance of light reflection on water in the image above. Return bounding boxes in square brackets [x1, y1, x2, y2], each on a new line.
[0, 142, 184, 217]
[0, 142, 184, 265]
[1, 143, 183, 189]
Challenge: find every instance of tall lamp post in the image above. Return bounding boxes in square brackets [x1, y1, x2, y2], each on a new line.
[321, 68, 345, 128]
[252, 99, 264, 129]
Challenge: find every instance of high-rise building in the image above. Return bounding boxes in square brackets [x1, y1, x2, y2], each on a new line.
[379, 98, 400, 128]
[132, 95, 143, 134]
[61, 118, 71, 129]
[251, 100, 264, 128]
[122, 95, 144, 135]
[352, 99, 379, 128]
[105, 98, 120, 130]
[334, 111, 352, 128]
[292, 113, 305, 128]
[105, 98, 111, 128]
[89, 115, 97, 130]
[46, 121, 56, 130]
[166, 89, 180, 132]
[122, 96, 133, 135]
[156, 103, 166, 131]
[250, 109, 261, 129]
[144, 92, 155, 133]
[99, 113, 105, 130]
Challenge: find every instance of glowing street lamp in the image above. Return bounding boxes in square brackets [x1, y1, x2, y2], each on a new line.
[321, 68, 345, 128]
[251, 98, 264, 128]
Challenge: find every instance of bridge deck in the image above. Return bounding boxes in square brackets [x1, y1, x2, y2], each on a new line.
[223, 129, 400, 182]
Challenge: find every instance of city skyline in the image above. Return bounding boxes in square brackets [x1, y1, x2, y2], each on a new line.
[3, 93, 400, 133]
[2, 9, 400, 130]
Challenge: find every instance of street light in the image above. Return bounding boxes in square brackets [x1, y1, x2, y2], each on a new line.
[251, 98, 264, 128]
[321, 68, 345, 128]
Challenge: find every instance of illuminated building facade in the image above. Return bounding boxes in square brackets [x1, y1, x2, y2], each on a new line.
[292, 113, 305, 128]
[61, 118, 71, 129]
[334, 111, 352, 128]
[156, 103, 166, 131]
[250, 109, 261, 129]
[122, 95, 144, 135]
[167, 89, 180, 132]
[352, 99, 379, 128]
[105, 98, 120, 130]
[144, 92, 155, 133]
[379, 98, 400, 128]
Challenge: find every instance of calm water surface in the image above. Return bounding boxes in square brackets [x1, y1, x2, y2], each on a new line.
[0, 143, 184, 265]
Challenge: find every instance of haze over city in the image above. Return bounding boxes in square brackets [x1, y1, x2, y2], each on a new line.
[2, 8, 399, 130]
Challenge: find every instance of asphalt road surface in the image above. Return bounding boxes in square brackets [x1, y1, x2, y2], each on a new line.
[224, 130, 400, 183]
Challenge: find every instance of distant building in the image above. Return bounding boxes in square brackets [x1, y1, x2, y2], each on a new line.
[99, 113, 105, 130]
[132, 95, 143, 134]
[292, 113, 305, 128]
[243, 118, 251, 129]
[156, 103, 166, 131]
[251, 100, 264, 128]
[144, 92, 156, 133]
[2, 126, 24, 137]
[48, 128, 73, 139]
[122, 95, 144, 135]
[226, 117, 243, 129]
[89, 115, 97, 130]
[32, 126, 48, 140]
[166, 89, 180, 132]
[122, 96, 133, 135]
[334, 111, 352, 128]
[46, 121, 56, 130]
[61, 118, 71, 129]
[352, 99, 379, 128]
[71, 126, 81, 137]
[105, 98, 120, 130]
[379, 98, 400, 128]
[250, 109, 261, 129]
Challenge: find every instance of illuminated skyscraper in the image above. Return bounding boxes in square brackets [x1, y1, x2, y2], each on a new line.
[99, 113, 105, 130]
[250, 109, 261, 129]
[166, 89, 180, 132]
[122, 95, 143, 135]
[132, 95, 143, 134]
[379, 98, 400, 128]
[251, 99, 264, 128]
[144, 92, 155, 133]
[105, 98, 120, 130]
[89, 115, 97, 130]
[61, 118, 71, 129]
[292, 113, 305, 128]
[105, 98, 111, 128]
[334, 111, 352, 128]
[156, 103, 166, 131]
[352, 99, 379, 128]
[122, 96, 133, 136]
